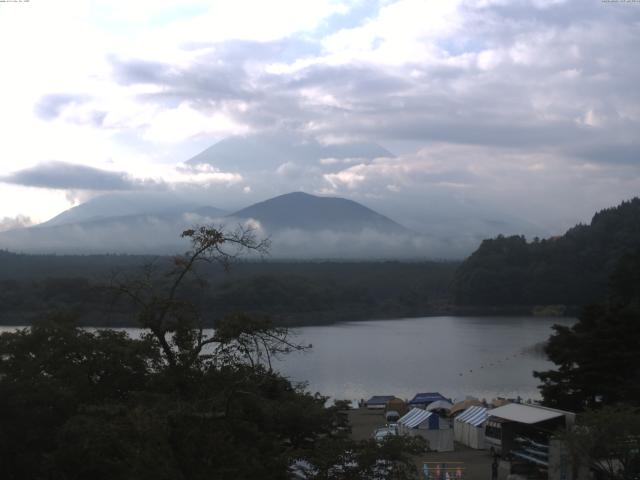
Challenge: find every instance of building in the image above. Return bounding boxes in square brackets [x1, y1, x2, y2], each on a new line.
[485, 403, 576, 479]
[364, 395, 396, 409]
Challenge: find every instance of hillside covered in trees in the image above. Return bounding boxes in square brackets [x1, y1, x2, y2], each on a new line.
[452, 198, 640, 308]
[0, 252, 457, 327]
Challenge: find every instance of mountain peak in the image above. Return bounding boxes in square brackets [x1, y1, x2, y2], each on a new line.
[186, 131, 393, 172]
[229, 191, 408, 234]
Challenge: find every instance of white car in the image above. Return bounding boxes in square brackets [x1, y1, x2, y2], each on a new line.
[373, 424, 398, 443]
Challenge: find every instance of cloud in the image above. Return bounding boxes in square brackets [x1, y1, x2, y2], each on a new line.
[0, 162, 149, 191]
[0, 214, 33, 233]
[0, 160, 248, 199]
[316, 143, 640, 236]
[34, 94, 91, 120]
[2, 0, 640, 242]
[173, 163, 244, 186]
[84, 0, 640, 168]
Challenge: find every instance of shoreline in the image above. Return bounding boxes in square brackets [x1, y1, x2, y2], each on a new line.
[0, 306, 575, 329]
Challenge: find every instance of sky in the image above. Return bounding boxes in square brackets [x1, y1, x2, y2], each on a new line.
[1, 0, 640, 239]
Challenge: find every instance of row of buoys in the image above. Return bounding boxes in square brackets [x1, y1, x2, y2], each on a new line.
[457, 351, 527, 377]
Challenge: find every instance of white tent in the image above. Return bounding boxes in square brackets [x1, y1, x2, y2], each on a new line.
[453, 405, 487, 449]
[398, 408, 454, 452]
[399, 408, 433, 430]
[426, 399, 453, 412]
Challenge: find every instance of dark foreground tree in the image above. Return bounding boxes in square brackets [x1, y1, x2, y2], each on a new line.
[534, 252, 640, 411]
[0, 225, 423, 479]
[558, 406, 640, 480]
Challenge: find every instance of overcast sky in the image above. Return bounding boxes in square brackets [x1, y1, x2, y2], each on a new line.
[1, 0, 639, 237]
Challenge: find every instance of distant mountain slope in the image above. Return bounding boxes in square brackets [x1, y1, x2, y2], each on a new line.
[43, 192, 212, 227]
[186, 132, 393, 172]
[228, 192, 409, 234]
[0, 215, 209, 255]
[452, 198, 640, 307]
[0, 191, 422, 257]
[0, 200, 227, 255]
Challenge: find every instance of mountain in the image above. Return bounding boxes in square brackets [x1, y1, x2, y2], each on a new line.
[0, 211, 226, 255]
[0, 192, 227, 254]
[224, 192, 426, 259]
[228, 192, 409, 234]
[186, 131, 393, 172]
[43, 192, 217, 227]
[451, 198, 640, 307]
[0, 191, 425, 258]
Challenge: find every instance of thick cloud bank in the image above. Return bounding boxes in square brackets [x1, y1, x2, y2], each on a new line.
[2, 0, 640, 251]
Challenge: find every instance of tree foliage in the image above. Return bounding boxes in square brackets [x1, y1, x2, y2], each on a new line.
[0, 225, 423, 479]
[452, 198, 640, 307]
[534, 252, 640, 411]
[558, 406, 640, 480]
[0, 258, 457, 327]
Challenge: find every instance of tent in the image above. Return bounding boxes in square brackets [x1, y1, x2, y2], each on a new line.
[453, 405, 488, 449]
[426, 399, 453, 412]
[408, 392, 448, 408]
[398, 408, 454, 452]
[450, 398, 484, 417]
[386, 397, 407, 416]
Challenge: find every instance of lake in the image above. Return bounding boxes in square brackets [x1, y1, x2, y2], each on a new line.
[275, 316, 574, 403]
[0, 315, 573, 403]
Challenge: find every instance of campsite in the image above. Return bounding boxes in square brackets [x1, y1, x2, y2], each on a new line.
[349, 392, 580, 480]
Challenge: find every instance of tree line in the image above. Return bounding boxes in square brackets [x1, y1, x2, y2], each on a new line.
[452, 198, 640, 308]
[0, 256, 457, 327]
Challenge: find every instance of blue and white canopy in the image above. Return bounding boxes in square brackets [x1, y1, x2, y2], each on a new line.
[398, 408, 433, 428]
[455, 406, 487, 427]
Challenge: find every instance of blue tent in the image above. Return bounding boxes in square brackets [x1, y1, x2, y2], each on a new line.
[408, 392, 448, 407]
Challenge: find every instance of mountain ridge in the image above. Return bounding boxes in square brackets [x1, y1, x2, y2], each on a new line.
[0, 191, 418, 257]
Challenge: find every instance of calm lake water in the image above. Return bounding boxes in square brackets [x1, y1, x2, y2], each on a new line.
[0, 316, 573, 403]
[275, 316, 574, 403]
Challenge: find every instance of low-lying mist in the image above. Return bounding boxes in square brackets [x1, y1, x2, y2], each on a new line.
[0, 212, 468, 259]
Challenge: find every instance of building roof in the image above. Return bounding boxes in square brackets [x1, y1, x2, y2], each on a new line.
[408, 392, 448, 405]
[426, 399, 454, 411]
[365, 395, 396, 405]
[487, 403, 567, 425]
[399, 408, 433, 428]
[455, 406, 488, 427]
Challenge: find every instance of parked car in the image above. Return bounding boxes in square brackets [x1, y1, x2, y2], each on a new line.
[373, 424, 398, 443]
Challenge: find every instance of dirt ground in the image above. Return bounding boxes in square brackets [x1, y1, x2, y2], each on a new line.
[348, 408, 493, 480]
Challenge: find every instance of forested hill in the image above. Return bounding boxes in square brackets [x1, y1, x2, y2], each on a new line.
[0, 253, 458, 326]
[452, 198, 640, 308]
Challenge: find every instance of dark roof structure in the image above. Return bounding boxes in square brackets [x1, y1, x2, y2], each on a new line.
[365, 395, 396, 406]
[408, 392, 448, 405]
